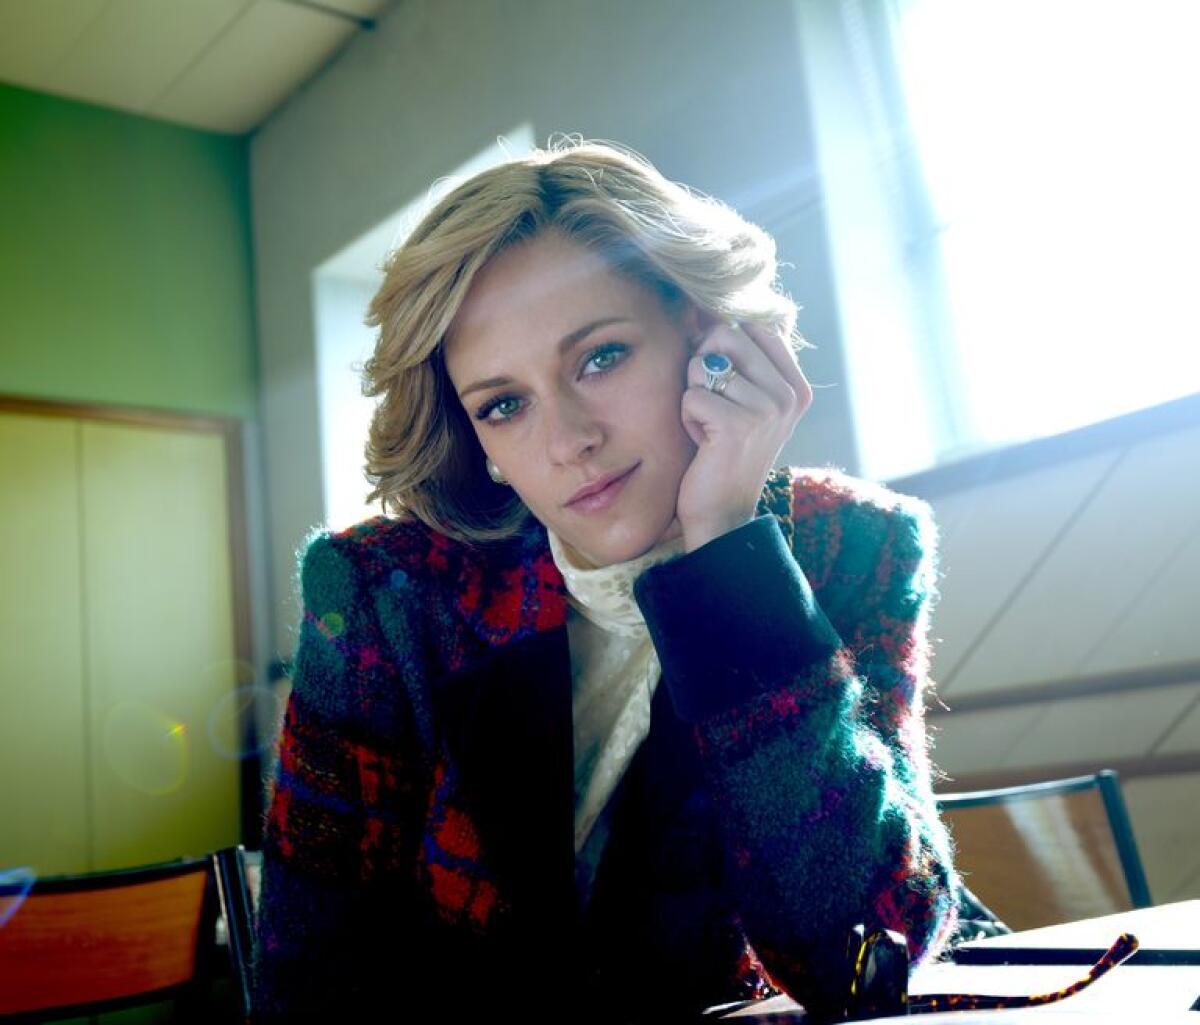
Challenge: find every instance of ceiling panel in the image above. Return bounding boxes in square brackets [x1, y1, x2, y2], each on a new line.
[929, 706, 1044, 779]
[1156, 689, 1200, 754]
[1082, 524, 1200, 676]
[999, 686, 1198, 770]
[151, 0, 354, 133]
[954, 427, 1200, 692]
[0, 0, 393, 133]
[927, 451, 1118, 692]
[51, 0, 252, 113]
[320, 0, 387, 15]
[1122, 772, 1200, 902]
[0, 0, 109, 86]
[1168, 863, 1200, 903]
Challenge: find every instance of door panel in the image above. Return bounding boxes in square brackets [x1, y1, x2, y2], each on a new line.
[80, 422, 239, 869]
[0, 414, 88, 875]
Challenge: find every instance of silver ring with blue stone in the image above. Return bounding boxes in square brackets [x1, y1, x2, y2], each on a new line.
[701, 352, 738, 395]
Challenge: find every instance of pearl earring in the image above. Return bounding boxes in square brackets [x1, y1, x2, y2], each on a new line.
[486, 458, 509, 485]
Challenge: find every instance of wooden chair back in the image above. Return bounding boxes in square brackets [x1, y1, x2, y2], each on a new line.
[0, 856, 218, 1019]
[937, 770, 1152, 932]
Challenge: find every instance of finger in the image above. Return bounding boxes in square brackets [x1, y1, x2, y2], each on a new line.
[695, 322, 794, 411]
[681, 404, 707, 446]
[736, 321, 813, 413]
[686, 359, 766, 414]
[689, 345, 782, 414]
[681, 384, 757, 437]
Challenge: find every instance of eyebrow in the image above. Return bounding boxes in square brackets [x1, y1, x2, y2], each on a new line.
[457, 317, 633, 400]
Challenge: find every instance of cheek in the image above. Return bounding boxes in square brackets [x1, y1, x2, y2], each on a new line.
[644, 367, 687, 425]
[636, 380, 693, 462]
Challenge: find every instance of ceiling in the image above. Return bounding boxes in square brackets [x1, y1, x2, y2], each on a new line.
[0, 0, 392, 134]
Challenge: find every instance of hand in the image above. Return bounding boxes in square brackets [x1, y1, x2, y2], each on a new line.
[676, 317, 813, 552]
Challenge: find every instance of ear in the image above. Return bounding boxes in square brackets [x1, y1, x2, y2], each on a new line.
[678, 303, 711, 352]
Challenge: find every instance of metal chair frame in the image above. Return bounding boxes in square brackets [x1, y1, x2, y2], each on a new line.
[212, 845, 256, 1022]
[937, 768, 1153, 912]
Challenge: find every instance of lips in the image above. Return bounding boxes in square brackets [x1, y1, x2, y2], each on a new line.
[566, 463, 639, 507]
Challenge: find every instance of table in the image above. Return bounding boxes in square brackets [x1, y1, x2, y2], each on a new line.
[715, 902, 1200, 1022]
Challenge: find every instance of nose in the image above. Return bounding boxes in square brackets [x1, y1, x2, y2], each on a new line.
[543, 391, 604, 467]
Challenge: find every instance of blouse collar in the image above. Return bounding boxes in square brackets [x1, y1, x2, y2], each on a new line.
[546, 529, 685, 638]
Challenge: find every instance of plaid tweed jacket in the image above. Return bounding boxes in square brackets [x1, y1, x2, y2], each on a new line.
[252, 467, 959, 1022]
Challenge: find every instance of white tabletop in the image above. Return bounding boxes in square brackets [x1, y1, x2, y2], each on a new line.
[718, 902, 1200, 1022]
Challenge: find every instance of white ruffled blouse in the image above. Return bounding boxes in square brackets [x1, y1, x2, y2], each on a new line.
[546, 528, 686, 858]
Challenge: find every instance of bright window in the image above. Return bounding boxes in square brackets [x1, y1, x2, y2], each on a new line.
[801, 1, 1200, 477]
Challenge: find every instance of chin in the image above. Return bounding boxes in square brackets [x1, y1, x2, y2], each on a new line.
[608, 517, 680, 564]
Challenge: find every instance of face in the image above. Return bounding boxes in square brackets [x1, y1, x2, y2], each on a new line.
[442, 231, 701, 568]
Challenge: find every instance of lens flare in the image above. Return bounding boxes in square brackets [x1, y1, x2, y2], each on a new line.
[207, 683, 281, 760]
[102, 700, 189, 796]
[0, 867, 37, 929]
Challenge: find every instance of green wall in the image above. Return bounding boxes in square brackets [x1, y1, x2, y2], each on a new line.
[0, 83, 257, 419]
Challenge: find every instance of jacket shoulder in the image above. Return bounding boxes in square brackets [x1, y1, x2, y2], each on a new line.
[296, 513, 492, 596]
[296, 512, 562, 654]
[285, 518, 442, 728]
[783, 466, 938, 623]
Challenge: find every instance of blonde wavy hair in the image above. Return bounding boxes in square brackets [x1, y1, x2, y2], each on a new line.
[362, 138, 806, 547]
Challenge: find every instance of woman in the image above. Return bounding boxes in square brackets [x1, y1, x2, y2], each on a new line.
[253, 140, 960, 1022]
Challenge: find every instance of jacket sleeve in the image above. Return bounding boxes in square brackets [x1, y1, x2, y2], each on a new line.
[252, 533, 427, 1020]
[632, 503, 959, 1019]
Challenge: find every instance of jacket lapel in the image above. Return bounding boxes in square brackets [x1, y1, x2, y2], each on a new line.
[433, 526, 577, 938]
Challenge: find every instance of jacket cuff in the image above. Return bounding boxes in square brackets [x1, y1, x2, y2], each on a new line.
[632, 515, 842, 723]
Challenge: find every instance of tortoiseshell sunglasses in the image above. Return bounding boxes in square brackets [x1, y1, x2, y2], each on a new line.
[704, 927, 1141, 1022]
[843, 925, 1140, 1021]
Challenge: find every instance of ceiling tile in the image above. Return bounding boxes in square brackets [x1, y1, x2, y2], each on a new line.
[929, 706, 1044, 779]
[151, 0, 354, 133]
[1122, 772, 1200, 902]
[1082, 525, 1200, 676]
[51, 0, 252, 115]
[927, 451, 1119, 691]
[1156, 689, 1200, 754]
[312, 0, 391, 17]
[1000, 686, 1199, 769]
[1167, 864, 1200, 903]
[953, 426, 1200, 691]
[0, 0, 109, 89]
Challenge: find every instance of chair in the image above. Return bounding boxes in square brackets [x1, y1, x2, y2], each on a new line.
[937, 769, 1153, 932]
[0, 854, 225, 1021]
[212, 845, 258, 1022]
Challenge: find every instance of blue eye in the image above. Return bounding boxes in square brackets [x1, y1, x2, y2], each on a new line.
[473, 342, 630, 424]
[584, 343, 626, 374]
[476, 396, 522, 422]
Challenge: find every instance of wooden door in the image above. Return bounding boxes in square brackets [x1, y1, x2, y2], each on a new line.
[81, 421, 240, 870]
[0, 405, 245, 876]
[0, 413, 89, 875]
